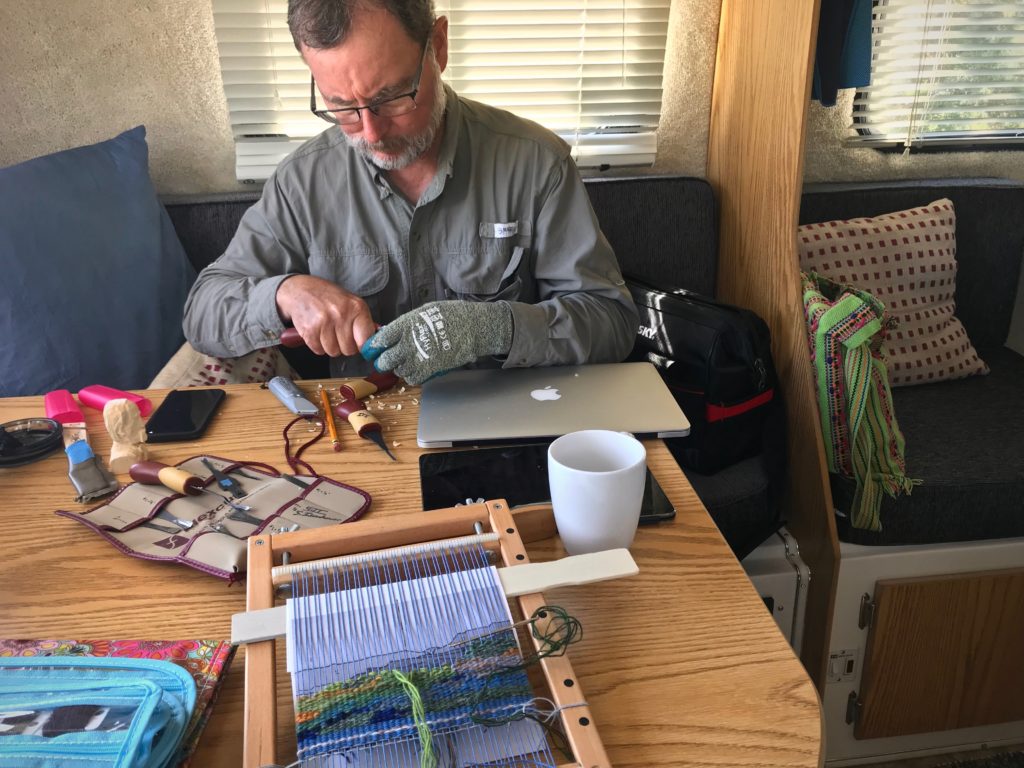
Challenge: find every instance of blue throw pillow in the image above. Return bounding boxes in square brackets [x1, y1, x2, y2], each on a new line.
[0, 126, 195, 397]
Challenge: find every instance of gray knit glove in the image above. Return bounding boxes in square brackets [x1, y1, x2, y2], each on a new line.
[360, 300, 513, 385]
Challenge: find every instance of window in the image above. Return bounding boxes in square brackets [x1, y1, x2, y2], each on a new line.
[212, 0, 671, 182]
[851, 0, 1024, 150]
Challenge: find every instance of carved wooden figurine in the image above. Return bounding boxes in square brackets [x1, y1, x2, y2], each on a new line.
[104, 398, 148, 473]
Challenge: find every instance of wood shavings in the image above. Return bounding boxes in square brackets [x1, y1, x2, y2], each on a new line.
[399, 386, 406, 394]
[392, 441, 401, 448]
[395, 404, 402, 410]
[411, 398, 419, 405]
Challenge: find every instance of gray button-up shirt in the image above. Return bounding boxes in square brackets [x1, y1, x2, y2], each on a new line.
[183, 86, 638, 378]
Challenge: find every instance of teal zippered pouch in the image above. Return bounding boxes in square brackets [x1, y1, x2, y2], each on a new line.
[0, 656, 196, 768]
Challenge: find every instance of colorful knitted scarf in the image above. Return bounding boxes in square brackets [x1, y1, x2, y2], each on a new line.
[801, 272, 916, 531]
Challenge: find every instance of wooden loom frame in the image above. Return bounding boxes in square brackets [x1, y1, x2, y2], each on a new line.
[243, 499, 611, 768]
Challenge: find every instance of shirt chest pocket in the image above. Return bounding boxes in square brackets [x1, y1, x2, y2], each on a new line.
[308, 247, 390, 297]
[435, 230, 533, 302]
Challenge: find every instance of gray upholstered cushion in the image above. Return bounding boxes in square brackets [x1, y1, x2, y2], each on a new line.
[584, 175, 718, 295]
[684, 455, 781, 559]
[834, 346, 1024, 545]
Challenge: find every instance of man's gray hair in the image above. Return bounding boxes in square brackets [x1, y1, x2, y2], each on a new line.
[288, 0, 436, 51]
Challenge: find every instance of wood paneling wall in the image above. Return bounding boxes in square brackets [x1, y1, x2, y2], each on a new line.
[706, 0, 838, 689]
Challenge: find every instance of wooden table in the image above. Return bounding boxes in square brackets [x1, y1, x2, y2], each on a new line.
[0, 382, 822, 766]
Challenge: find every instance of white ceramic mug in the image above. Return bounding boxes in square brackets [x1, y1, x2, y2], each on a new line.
[547, 430, 647, 555]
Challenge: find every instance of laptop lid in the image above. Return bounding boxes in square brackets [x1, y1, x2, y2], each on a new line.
[416, 362, 690, 448]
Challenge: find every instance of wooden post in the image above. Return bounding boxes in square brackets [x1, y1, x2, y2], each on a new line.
[706, 0, 839, 690]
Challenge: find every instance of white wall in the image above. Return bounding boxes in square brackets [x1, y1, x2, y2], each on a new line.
[0, 1, 237, 194]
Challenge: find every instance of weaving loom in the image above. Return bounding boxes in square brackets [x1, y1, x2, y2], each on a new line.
[234, 500, 636, 768]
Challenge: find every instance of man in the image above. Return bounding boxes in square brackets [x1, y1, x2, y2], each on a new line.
[183, 0, 637, 385]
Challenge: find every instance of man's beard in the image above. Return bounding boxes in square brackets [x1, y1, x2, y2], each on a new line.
[346, 62, 448, 171]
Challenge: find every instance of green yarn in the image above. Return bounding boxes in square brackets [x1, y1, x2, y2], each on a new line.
[390, 669, 436, 768]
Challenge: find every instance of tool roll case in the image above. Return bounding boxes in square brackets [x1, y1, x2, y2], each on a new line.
[56, 456, 371, 581]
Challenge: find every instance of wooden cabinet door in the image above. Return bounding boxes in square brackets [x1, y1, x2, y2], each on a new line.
[856, 568, 1024, 739]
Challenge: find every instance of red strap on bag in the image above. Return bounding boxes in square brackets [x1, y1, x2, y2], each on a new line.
[706, 389, 774, 423]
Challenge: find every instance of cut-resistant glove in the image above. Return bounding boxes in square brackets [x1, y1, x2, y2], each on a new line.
[360, 300, 513, 385]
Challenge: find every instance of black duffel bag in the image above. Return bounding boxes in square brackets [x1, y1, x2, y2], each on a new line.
[625, 275, 782, 475]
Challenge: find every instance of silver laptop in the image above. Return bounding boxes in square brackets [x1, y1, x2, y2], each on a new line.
[417, 362, 691, 448]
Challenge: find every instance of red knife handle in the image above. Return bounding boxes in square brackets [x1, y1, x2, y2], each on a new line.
[280, 328, 304, 348]
[339, 372, 400, 400]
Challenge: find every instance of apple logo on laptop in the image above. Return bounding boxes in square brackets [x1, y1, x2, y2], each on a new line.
[530, 386, 561, 402]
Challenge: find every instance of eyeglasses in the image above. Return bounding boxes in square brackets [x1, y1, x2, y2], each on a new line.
[310, 38, 431, 126]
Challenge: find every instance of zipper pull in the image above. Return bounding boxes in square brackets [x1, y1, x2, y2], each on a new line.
[754, 359, 768, 391]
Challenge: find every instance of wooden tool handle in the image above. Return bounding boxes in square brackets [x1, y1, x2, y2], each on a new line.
[338, 372, 399, 400]
[333, 400, 381, 438]
[129, 461, 203, 495]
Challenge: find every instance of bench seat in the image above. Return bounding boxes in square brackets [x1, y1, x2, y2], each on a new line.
[801, 180, 1024, 547]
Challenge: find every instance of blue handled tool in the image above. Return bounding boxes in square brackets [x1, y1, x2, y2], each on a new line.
[201, 457, 247, 499]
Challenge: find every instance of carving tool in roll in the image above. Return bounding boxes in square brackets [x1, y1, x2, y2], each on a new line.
[44, 390, 118, 502]
[129, 461, 253, 512]
[334, 399, 396, 460]
[201, 457, 247, 498]
[319, 384, 342, 452]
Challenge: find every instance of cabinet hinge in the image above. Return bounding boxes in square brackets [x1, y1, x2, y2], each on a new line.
[858, 592, 875, 629]
[846, 691, 862, 726]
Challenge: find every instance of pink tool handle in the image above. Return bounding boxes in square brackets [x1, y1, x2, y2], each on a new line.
[78, 384, 153, 417]
[44, 390, 84, 425]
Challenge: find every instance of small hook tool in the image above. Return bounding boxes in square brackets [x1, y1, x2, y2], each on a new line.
[201, 457, 247, 498]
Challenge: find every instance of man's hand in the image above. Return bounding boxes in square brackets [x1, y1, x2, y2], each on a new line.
[275, 275, 377, 356]
[360, 300, 513, 385]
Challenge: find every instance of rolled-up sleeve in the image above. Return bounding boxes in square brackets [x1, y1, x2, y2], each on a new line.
[182, 175, 308, 358]
[504, 158, 638, 368]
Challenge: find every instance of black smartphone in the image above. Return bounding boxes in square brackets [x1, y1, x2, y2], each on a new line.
[145, 388, 226, 443]
[419, 442, 675, 524]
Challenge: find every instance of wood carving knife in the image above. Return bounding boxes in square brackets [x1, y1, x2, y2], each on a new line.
[334, 399, 396, 460]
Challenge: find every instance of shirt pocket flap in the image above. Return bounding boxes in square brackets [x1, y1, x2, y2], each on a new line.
[308, 248, 390, 296]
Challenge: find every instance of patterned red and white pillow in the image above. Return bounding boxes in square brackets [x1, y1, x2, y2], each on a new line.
[798, 198, 988, 386]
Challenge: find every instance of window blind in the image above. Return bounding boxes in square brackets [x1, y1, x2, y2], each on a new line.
[212, 0, 671, 182]
[851, 0, 1024, 149]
